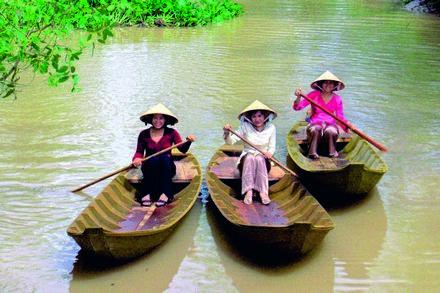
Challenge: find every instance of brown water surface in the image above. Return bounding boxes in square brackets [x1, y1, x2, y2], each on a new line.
[1, 0, 439, 292]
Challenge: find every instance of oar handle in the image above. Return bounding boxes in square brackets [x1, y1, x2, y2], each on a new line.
[299, 93, 388, 152]
[71, 165, 133, 193]
[228, 129, 297, 177]
[71, 139, 190, 193]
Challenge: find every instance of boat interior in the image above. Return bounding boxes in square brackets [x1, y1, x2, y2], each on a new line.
[209, 147, 285, 200]
[292, 125, 352, 156]
[207, 147, 335, 232]
[125, 153, 197, 201]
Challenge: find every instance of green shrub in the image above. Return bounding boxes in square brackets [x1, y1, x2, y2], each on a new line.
[0, 0, 243, 99]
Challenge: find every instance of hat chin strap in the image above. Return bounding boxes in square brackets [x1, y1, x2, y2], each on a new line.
[241, 114, 272, 127]
[316, 82, 339, 92]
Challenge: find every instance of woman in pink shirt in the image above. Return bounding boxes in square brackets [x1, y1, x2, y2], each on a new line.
[293, 71, 347, 159]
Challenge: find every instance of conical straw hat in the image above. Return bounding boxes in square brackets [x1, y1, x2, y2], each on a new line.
[310, 70, 345, 91]
[238, 100, 277, 120]
[140, 103, 178, 125]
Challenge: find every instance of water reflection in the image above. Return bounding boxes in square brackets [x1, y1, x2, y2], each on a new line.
[206, 199, 334, 292]
[328, 189, 388, 291]
[0, 0, 439, 291]
[69, 201, 201, 292]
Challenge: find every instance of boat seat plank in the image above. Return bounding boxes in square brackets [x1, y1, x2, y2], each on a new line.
[125, 161, 196, 184]
[210, 157, 284, 181]
[174, 161, 197, 183]
[292, 126, 352, 144]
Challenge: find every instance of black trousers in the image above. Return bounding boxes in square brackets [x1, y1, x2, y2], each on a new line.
[140, 155, 176, 201]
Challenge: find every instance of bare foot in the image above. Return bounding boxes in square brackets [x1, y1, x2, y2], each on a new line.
[243, 190, 253, 205]
[308, 153, 319, 160]
[260, 193, 271, 205]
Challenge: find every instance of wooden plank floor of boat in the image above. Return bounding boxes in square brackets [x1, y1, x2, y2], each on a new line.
[116, 198, 182, 232]
[231, 199, 290, 226]
[116, 160, 197, 232]
[210, 156, 291, 226]
[306, 156, 349, 169]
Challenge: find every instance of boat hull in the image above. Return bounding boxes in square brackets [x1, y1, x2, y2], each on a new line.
[286, 121, 388, 199]
[67, 153, 202, 259]
[206, 144, 334, 256]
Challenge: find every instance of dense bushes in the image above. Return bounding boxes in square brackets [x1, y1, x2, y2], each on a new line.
[0, 0, 243, 99]
[90, 0, 243, 27]
[425, 0, 440, 11]
[403, 0, 440, 13]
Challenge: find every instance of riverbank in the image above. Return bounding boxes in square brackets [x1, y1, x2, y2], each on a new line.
[101, 0, 243, 27]
[404, 0, 439, 14]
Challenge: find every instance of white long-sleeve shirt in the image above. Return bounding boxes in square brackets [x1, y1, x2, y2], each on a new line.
[225, 121, 276, 162]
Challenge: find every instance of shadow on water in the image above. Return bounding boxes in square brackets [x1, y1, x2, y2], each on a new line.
[316, 189, 373, 212]
[71, 250, 139, 274]
[204, 187, 386, 291]
[206, 201, 309, 267]
[205, 200, 334, 291]
[328, 188, 388, 290]
[69, 201, 202, 292]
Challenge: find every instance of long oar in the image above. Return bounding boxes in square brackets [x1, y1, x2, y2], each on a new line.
[299, 93, 388, 152]
[71, 139, 189, 193]
[228, 128, 297, 177]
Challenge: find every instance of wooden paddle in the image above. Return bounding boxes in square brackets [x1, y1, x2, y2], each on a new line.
[299, 93, 388, 152]
[71, 139, 189, 193]
[227, 128, 297, 177]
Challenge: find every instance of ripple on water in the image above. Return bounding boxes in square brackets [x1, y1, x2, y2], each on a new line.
[1, 0, 440, 291]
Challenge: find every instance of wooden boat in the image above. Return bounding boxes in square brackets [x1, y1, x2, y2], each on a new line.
[67, 151, 202, 259]
[206, 144, 334, 256]
[286, 121, 388, 198]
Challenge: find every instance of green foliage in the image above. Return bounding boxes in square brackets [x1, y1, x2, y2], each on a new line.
[0, 0, 243, 99]
[89, 0, 243, 27]
[0, 0, 113, 98]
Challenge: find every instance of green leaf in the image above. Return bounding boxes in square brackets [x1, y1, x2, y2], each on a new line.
[40, 62, 48, 74]
[103, 28, 113, 38]
[58, 75, 69, 83]
[57, 65, 68, 73]
[51, 55, 59, 70]
[30, 42, 40, 52]
[72, 74, 79, 84]
[2, 89, 14, 99]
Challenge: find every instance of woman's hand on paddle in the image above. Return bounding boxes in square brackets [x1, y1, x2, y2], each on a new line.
[133, 158, 143, 167]
[294, 88, 303, 103]
[223, 124, 233, 134]
[186, 135, 196, 142]
[263, 151, 273, 159]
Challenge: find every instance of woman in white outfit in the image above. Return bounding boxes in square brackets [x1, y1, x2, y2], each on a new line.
[223, 100, 277, 205]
